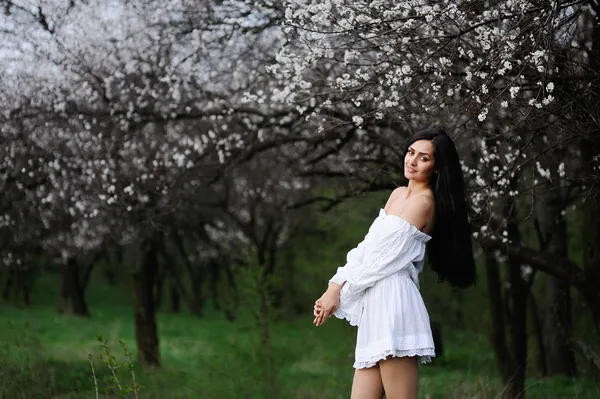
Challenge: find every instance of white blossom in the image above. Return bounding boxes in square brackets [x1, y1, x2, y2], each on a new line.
[352, 115, 364, 126]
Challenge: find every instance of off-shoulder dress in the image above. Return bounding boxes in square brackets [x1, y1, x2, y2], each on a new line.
[329, 208, 435, 369]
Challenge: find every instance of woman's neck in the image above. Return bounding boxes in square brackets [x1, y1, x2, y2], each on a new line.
[405, 180, 430, 198]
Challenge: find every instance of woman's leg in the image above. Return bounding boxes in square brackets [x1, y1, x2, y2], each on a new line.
[350, 364, 385, 399]
[378, 356, 419, 399]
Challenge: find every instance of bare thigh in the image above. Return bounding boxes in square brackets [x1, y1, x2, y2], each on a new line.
[379, 356, 419, 399]
[351, 364, 384, 399]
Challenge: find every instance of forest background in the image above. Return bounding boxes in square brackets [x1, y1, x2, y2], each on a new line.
[1, 1, 600, 398]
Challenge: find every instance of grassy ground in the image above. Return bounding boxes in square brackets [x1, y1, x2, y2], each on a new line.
[1, 283, 599, 399]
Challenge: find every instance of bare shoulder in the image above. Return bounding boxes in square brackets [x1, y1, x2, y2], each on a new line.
[405, 193, 435, 210]
[384, 186, 406, 209]
[399, 194, 435, 231]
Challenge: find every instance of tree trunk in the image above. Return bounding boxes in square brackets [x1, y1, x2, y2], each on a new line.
[542, 275, 576, 376]
[169, 279, 181, 313]
[58, 257, 90, 317]
[265, 226, 284, 308]
[154, 262, 166, 311]
[171, 232, 206, 316]
[582, 0, 600, 337]
[103, 247, 121, 286]
[540, 188, 577, 377]
[18, 268, 33, 306]
[81, 253, 99, 292]
[132, 238, 161, 367]
[256, 275, 279, 399]
[59, 261, 70, 313]
[2, 269, 13, 300]
[483, 237, 600, 338]
[529, 294, 547, 377]
[505, 196, 529, 399]
[506, 258, 528, 399]
[222, 260, 238, 322]
[581, 134, 600, 335]
[485, 252, 514, 384]
[21, 277, 31, 306]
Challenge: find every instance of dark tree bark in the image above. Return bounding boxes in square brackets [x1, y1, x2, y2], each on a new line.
[505, 200, 529, 399]
[58, 257, 90, 317]
[538, 186, 577, 377]
[581, 0, 600, 337]
[581, 133, 600, 336]
[542, 276, 576, 376]
[529, 294, 547, 377]
[506, 263, 528, 399]
[132, 237, 161, 367]
[2, 269, 13, 300]
[486, 252, 514, 385]
[21, 277, 31, 305]
[221, 264, 240, 321]
[209, 258, 220, 311]
[58, 261, 69, 313]
[169, 279, 181, 313]
[2, 263, 35, 306]
[264, 223, 284, 308]
[171, 232, 206, 316]
[581, 134, 600, 335]
[81, 252, 101, 292]
[481, 239, 600, 335]
[154, 259, 166, 311]
[222, 262, 238, 321]
[103, 247, 122, 286]
[18, 268, 33, 306]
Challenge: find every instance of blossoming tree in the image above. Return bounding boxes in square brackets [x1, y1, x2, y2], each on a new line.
[274, 0, 600, 396]
[0, 0, 303, 366]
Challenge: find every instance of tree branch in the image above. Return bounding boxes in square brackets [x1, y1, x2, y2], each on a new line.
[480, 238, 586, 288]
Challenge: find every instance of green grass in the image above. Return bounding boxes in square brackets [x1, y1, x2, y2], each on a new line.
[2, 193, 598, 398]
[1, 291, 599, 399]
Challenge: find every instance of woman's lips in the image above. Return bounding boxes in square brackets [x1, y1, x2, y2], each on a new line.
[406, 166, 416, 173]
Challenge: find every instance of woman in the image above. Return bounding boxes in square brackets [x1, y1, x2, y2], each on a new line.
[313, 128, 476, 399]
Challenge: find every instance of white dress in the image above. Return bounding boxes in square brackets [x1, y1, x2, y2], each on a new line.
[329, 208, 435, 369]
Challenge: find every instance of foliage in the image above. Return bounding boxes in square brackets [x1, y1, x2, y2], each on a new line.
[0, 298, 598, 398]
[90, 335, 143, 398]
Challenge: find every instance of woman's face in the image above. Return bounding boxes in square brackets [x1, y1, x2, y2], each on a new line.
[404, 139, 436, 182]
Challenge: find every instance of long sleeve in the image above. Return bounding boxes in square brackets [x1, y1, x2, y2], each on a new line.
[342, 217, 430, 299]
[329, 210, 431, 327]
[328, 211, 383, 326]
[328, 210, 384, 286]
[329, 237, 370, 326]
[328, 236, 369, 286]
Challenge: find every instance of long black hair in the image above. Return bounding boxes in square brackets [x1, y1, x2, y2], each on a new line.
[404, 128, 476, 287]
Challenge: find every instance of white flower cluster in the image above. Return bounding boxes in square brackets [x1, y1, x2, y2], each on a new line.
[276, 0, 572, 126]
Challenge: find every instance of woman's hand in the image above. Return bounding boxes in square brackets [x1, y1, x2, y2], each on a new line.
[313, 284, 342, 326]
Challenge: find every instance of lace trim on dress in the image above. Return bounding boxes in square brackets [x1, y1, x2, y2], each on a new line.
[353, 348, 436, 369]
[332, 307, 361, 327]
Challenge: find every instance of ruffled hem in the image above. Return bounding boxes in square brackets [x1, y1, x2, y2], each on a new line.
[329, 275, 346, 286]
[332, 308, 360, 326]
[353, 348, 435, 369]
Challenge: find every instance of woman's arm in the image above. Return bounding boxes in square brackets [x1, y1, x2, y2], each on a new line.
[342, 198, 433, 297]
[329, 188, 406, 286]
[328, 236, 369, 286]
[315, 234, 369, 327]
